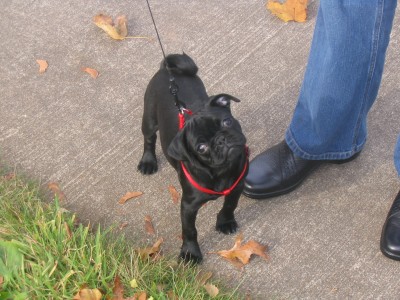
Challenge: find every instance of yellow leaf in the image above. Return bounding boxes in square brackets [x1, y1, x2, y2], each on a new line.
[93, 14, 152, 41]
[266, 0, 308, 22]
[130, 279, 138, 289]
[93, 14, 126, 40]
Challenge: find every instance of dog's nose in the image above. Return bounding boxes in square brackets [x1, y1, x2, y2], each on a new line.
[215, 135, 227, 146]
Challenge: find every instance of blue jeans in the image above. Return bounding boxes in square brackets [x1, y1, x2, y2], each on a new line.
[285, 0, 398, 172]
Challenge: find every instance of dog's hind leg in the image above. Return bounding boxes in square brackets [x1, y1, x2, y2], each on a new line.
[137, 97, 159, 175]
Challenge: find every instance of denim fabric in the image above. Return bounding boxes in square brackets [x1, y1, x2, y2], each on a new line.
[285, 0, 397, 162]
[395, 135, 400, 176]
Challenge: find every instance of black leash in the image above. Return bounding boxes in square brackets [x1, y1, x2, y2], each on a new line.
[145, 0, 185, 112]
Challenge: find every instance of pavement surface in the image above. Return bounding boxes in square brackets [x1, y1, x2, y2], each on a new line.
[1, 0, 400, 299]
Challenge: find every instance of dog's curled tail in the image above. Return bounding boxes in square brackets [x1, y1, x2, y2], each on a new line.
[162, 53, 198, 76]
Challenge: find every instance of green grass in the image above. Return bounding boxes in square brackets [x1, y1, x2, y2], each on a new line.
[0, 172, 240, 300]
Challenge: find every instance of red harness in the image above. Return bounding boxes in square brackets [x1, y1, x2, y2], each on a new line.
[178, 109, 249, 196]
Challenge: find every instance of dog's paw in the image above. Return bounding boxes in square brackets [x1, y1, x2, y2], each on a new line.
[137, 153, 158, 175]
[179, 243, 203, 264]
[216, 219, 238, 234]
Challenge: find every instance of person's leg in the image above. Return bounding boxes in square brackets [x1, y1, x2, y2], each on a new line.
[286, 0, 397, 160]
[244, 0, 397, 199]
[381, 136, 400, 261]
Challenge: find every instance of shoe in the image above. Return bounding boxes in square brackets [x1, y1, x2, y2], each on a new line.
[243, 141, 360, 199]
[380, 190, 400, 261]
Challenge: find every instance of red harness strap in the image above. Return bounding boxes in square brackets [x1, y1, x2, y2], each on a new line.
[177, 108, 249, 196]
[178, 108, 193, 130]
[180, 154, 248, 196]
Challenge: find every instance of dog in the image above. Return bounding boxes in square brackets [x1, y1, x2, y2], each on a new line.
[137, 53, 248, 263]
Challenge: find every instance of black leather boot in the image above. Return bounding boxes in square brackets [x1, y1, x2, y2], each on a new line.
[243, 141, 360, 199]
[380, 190, 400, 261]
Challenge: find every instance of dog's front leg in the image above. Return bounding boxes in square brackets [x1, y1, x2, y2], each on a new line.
[180, 194, 204, 263]
[216, 187, 242, 234]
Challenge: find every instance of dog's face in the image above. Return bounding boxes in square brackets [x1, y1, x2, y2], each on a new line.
[168, 94, 246, 173]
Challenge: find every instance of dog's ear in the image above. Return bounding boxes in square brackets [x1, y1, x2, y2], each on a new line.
[167, 131, 188, 161]
[208, 94, 241, 108]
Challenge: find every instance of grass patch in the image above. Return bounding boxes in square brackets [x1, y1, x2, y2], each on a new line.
[0, 172, 240, 299]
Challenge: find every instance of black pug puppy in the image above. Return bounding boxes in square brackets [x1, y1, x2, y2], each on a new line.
[137, 53, 248, 263]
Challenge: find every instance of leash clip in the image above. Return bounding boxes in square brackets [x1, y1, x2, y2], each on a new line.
[169, 76, 179, 96]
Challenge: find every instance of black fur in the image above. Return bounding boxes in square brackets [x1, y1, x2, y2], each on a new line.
[138, 53, 247, 263]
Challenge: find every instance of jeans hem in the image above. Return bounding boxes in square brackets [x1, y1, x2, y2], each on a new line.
[285, 129, 365, 161]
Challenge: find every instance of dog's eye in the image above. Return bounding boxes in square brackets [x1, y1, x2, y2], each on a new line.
[222, 118, 233, 128]
[196, 144, 209, 154]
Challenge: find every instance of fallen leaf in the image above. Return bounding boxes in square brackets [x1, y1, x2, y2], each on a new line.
[119, 222, 129, 230]
[93, 14, 126, 40]
[82, 67, 99, 79]
[48, 182, 66, 201]
[212, 233, 269, 268]
[73, 288, 102, 300]
[133, 291, 147, 300]
[130, 278, 138, 289]
[137, 237, 163, 260]
[112, 275, 124, 300]
[116, 15, 128, 38]
[266, 0, 308, 22]
[168, 185, 180, 204]
[93, 14, 151, 41]
[144, 215, 155, 235]
[118, 191, 143, 204]
[166, 290, 179, 300]
[1, 173, 15, 180]
[0, 276, 3, 288]
[196, 271, 213, 286]
[204, 283, 219, 298]
[36, 59, 48, 73]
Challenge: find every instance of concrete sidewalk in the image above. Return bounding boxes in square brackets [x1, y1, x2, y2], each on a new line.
[1, 1, 400, 298]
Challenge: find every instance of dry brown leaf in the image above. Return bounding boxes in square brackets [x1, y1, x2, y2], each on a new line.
[112, 275, 124, 300]
[36, 59, 48, 73]
[1, 173, 15, 180]
[48, 182, 66, 201]
[166, 290, 179, 300]
[196, 271, 213, 286]
[93, 14, 151, 41]
[118, 191, 143, 204]
[204, 283, 219, 298]
[82, 67, 99, 79]
[73, 288, 102, 300]
[133, 291, 147, 300]
[119, 222, 129, 230]
[168, 185, 180, 204]
[116, 15, 128, 38]
[93, 14, 126, 40]
[213, 233, 269, 268]
[266, 0, 308, 22]
[137, 237, 163, 260]
[144, 215, 155, 235]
